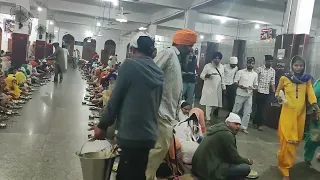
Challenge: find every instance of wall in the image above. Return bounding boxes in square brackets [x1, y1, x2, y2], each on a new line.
[0, 9, 319, 64]
[0, 13, 39, 52]
[306, 37, 320, 81]
[56, 22, 121, 60]
[0, 13, 13, 51]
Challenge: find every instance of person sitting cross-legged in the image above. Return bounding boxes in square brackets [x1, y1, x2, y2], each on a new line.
[192, 113, 253, 180]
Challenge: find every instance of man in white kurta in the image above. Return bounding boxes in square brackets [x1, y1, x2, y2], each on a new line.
[62, 47, 69, 71]
[200, 52, 226, 122]
[224, 57, 238, 113]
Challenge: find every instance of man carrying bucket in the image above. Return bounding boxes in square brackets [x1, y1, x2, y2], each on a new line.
[89, 32, 163, 180]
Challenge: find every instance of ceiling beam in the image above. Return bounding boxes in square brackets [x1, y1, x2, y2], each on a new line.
[159, 19, 239, 38]
[46, 0, 150, 24]
[224, 0, 286, 12]
[53, 13, 146, 32]
[151, 0, 225, 24]
[199, 2, 285, 26]
[119, 0, 191, 10]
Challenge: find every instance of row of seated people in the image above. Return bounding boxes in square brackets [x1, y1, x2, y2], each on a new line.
[79, 59, 118, 109]
[0, 59, 52, 122]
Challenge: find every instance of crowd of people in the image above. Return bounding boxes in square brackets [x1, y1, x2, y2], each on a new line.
[79, 28, 320, 180]
[0, 25, 310, 180]
[0, 51, 54, 126]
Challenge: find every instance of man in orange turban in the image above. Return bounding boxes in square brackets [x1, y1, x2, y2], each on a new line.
[173, 28, 198, 46]
[146, 28, 197, 180]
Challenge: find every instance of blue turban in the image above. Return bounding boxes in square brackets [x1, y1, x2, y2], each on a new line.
[212, 52, 223, 60]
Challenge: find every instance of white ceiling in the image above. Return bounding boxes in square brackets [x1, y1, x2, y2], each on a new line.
[1, 0, 320, 34]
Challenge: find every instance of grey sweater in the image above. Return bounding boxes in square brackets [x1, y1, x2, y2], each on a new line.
[98, 56, 163, 149]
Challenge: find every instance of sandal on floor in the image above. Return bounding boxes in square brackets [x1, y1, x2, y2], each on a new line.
[0, 123, 7, 129]
[0, 115, 9, 121]
[17, 100, 26, 104]
[89, 107, 101, 111]
[6, 111, 12, 115]
[246, 170, 259, 179]
[9, 105, 22, 109]
[88, 122, 95, 126]
[93, 115, 101, 118]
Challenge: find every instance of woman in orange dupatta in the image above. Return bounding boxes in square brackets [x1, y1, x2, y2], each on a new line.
[189, 108, 205, 134]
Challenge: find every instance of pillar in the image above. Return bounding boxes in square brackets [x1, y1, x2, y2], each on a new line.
[11, 0, 30, 68]
[266, 0, 315, 130]
[35, 8, 47, 60]
[148, 24, 157, 38]
[274, 0, 315, 77]
[274, 0, 315, 78]
[47, 20, 55, 36]
[284, 0, 315, 34]
[232, 40, 246, 69]
[184, 9, 197, 31]
[46, 20, 55, 57]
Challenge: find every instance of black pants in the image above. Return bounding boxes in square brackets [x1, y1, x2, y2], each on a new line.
[253, 92, 269, 127]
[226, 84, 237, 112]
[116, 147, 150, 180]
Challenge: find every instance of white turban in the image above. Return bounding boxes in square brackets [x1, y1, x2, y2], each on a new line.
[226, 112, 241, 124]
[229, 57, 238, 64]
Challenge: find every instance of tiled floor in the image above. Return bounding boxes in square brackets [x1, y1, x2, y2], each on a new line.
[0, 69, 319, 180]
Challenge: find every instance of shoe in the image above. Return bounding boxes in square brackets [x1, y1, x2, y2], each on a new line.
[241, 129, 249, 134]
[257, 127, 263, 131]
[0, 123, 7, 129]
[305, 160, 313, 168]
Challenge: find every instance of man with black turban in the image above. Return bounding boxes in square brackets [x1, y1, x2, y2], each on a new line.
[253, 55, 275, 131]
[200, 51, 226, 123]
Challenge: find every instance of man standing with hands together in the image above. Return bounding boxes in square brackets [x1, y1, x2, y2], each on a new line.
[232, 57, 258, 134]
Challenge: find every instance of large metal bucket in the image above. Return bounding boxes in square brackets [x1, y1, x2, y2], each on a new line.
[76, 140, 118, 180]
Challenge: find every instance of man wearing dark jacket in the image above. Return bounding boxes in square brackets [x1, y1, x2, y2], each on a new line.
[89, 32, 163, 180]
[192, 113, 252, 180]
[182, 52, 197, 105]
